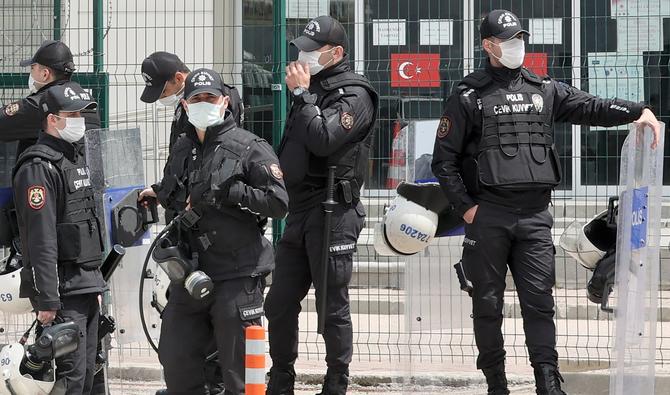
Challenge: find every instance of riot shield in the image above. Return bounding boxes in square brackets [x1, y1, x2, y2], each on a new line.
[84, 128, 161, 395]
[0, 141, 16, 254]
[0, 141, 33, 346]
[84, 127, 161, 346]
[402, 120, 473, 391]
[610, 123, 665, 395]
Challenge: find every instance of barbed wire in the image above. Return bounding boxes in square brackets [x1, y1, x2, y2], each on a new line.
[0, 0, 46, 63]
[0, 0, 113, 63]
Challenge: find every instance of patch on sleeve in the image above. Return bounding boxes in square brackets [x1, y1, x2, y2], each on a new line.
[329, 242, 356, 255]
[437, 116, 452, 139]
[28, 185, 46, 210]
[340, 112, 354, 130]
[3, 102, 20, 117]
[269, 163, 283, 180]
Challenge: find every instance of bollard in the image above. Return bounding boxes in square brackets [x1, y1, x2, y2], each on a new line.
[245, 325, 266, 395]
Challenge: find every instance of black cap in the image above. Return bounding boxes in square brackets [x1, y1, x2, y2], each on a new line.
[140, 52, 187, 103]
[40, 82, 97, 115]
[184, 68, 226, 100]
[290, 15, 348, 52]
[20, 40, 75, 73]
[480, 10, 530, 40]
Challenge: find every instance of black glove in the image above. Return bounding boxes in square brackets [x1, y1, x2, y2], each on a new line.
[200, 179, 244, 209]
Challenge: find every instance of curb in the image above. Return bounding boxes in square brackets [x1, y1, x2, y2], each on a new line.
[107, 366, 532, 388]
[109, 365, 670, 394]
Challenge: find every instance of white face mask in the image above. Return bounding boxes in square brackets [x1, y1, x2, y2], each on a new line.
[490, 38, 525, 69]
[298, 48, 336, 75]
[55, 116, 86, 143]
[28, 73, 47, 94]
[187, 101, 225, 130]
[158, 86, 184, 107]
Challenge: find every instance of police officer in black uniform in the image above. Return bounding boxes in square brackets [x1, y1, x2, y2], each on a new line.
[140, 51, 245, 152]
[431, 9, 661, 395]
[0, 40, 100, 153]
[2, 39, 109, 395]
[264, 15, 378, 395]
[140, 68, 288, 395]
[140, 51, 246, 395]
[13, 82, 106, 394]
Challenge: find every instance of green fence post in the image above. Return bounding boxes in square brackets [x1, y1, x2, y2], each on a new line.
[53, 0, 61, 40]
[93, 0, 108, 129]
[272, 0, 287, 245]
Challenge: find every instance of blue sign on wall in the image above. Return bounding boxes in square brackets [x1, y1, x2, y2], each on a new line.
[631, 186, 648, 250]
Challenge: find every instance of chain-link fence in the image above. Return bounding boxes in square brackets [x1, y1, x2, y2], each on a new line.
[1, 0, 670, 388]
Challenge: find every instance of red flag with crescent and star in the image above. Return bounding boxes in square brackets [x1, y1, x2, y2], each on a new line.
[390, 53, 441, 88]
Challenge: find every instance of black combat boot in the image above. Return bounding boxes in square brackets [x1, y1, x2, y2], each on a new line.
[482, 363, 510, 395]
[316, 368, 349, 395]
[266, 365, 296, 395]
[534, 364, 567, 395]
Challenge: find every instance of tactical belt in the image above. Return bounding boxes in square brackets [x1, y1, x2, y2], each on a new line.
[305, 177, 360, 207]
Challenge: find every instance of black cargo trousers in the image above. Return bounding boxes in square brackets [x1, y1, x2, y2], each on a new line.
[159, 277, 265, 395]
[462, 203, 558, 370]
[160, 209, 225, 395]
[32, 293, 100, 395]
[265, 201, 366, 373]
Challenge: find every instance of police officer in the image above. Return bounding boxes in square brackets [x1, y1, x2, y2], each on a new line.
[264, 15, 378, 395]
[13, 82, 106, 394]
[2, 40, 109, 395]
[431, 9, 661, 395]
[139, 68, 288, 395]
[0, 40, 100, 153]
[140, 51, 241, 395]
[140, 51, 245, 151]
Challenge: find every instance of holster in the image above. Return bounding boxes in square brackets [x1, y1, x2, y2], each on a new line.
[453, 260, 473, 296]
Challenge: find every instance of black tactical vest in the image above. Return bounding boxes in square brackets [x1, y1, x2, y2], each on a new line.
[186, 127, 273, 278]
[305, 72, 379, 191]
[462, 69, 562, 190]
[15, 144, 104, 269]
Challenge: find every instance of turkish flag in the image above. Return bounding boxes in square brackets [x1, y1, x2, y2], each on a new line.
[391, 53, 441, 88]
[523, 53, 548, 76]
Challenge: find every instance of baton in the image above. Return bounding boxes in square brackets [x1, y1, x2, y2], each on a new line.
[318, 166, 337, 334]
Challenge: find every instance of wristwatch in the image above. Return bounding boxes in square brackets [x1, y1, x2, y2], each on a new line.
[292, 86, 308, 96]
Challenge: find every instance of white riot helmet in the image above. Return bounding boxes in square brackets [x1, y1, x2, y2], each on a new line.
[560, 209, 617, 270]
[374, 195, 438, 256]
[0, 343, 55, 395]
[0, 267, 32, 314]
[151, 264, 170, 315]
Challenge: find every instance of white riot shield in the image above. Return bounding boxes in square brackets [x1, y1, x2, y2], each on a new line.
[402, 236, 474, 392]
[611, 123, 665, 395]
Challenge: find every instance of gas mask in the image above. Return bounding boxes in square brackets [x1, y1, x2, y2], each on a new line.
[54, 116, 86, 143]
[186, 101, 226, 130]
[488, 37, 525, 69]
[298, 47, 337, 75]
[152, 231, 213, 300]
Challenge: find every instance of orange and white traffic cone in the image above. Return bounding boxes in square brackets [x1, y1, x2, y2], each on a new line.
[245, 325, 266, 395]
[386, 120, 406, 189]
